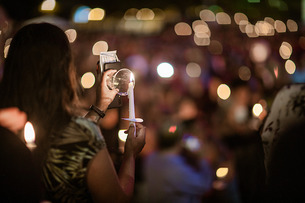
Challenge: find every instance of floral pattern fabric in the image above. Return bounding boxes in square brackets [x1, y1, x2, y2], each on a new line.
[43, 117, 106, 203]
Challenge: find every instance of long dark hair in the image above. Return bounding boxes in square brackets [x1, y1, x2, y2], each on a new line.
[0, 23, 78, 143]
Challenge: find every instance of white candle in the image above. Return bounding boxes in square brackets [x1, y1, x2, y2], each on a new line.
[24, 121, 36, 151]
[128, 82, 136, 120]
[127, 82, 137, 136]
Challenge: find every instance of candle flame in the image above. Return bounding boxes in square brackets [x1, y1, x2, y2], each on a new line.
[129, 72, 135, 83]
[24, 121, 35, 143]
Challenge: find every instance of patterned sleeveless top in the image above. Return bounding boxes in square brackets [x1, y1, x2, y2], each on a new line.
[43, 117, 106, 203]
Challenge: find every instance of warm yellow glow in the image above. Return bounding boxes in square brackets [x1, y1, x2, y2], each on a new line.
[279, 42, 292, 59]
[239, 20, 249, 33]
[250, 42, 270, 63]
[245, 24, 259, 38]
[88, 8, 105, 21]
[136, 8, 155, 20]
[216, 12, 231, 24]
[264, 17, 275, 26]
[92, 41, 108, 55]
[216, 167, 229, 178]
[199, 9, 215, 22]
[118, 129, 128, 142]
[217, 84, 231, 100]
[234, 12, 248, 25]
[194, 34, 210, 46]
[238, 66, 251, 81]
[186, 62, 201, 78]
[192, 20, 210, 35]
[41, 0, 56, 11]
[174, 22, 192, 36]
[81, 72, 95, 89]
[285, 59, 296, 74]
[255, 21, 274, 36]
[286, 19, 298, 32]
[65, 29, 77, 43]
[274, 20, 286, 33]
[252, 103, 263, 117]
[124, 8, 138, 20]
[24, 122, 35, 143]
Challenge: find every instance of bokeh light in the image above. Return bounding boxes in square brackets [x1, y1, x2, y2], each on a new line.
[274, 20, 286, 33]
[174, 22, 192, 36]
[81, 72, 95, 89]
[124, 8, 138, 20]
[285, 59, 296, 74]
[234, 12, 248, 25]
[41, 0, 56, 11]
[88, 8, 105, 21]
[186, 62, 201, 77]
[136, 8, 155, 20]
[217, 84, 231, 100]
[238, 66, 251, 81]
[157, 62, 174, 78]
[249, 41, 270, 63]
[286, 19, 298, 32]
[65, 29, 77, 43]
[216, 12, 231, 24]
[73, 6, 90, 23]
[252, 103, 263, 117]
[199, 9, 216, 22]
[279, 41, 292, 59]
[216, 167, 229, 178]
[92, 41, 109, 55]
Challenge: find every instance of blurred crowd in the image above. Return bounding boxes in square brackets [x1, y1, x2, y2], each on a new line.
[1, 2, 305, 202]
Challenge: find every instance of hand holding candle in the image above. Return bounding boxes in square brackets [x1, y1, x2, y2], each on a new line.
[121, 69, 143, 136]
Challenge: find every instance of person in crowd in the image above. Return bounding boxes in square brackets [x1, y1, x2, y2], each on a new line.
[0, 107, 41, 202]
[265, 120, 305, 202]
[142, 120, 213, 203]
[0, 22, 146, 202]
[259, 84, 305, 202]
[260, 84, 305, 176]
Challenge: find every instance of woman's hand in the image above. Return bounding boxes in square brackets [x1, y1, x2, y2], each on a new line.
[124, 123, 146, 158]
[96, 69, 119, 111]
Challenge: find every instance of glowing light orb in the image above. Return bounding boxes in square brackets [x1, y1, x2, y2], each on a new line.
[252, 103, 263, 117]
[285, 59, 296, 74]
[65, 29, 77, 43]
[73, 6, 90, 23]
[217, 84, 231, 100]
[216, 167, 229, 178]
[157, 62, 174, 78]
[92, 41, 108, 55]
[81, 72, 95, 89]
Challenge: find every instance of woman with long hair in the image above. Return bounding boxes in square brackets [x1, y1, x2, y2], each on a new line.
[0, 22, 146, 202]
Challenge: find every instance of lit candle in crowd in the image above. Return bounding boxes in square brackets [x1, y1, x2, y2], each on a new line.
[24, 121, 36, 151]
[127, 80, 136, 136]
